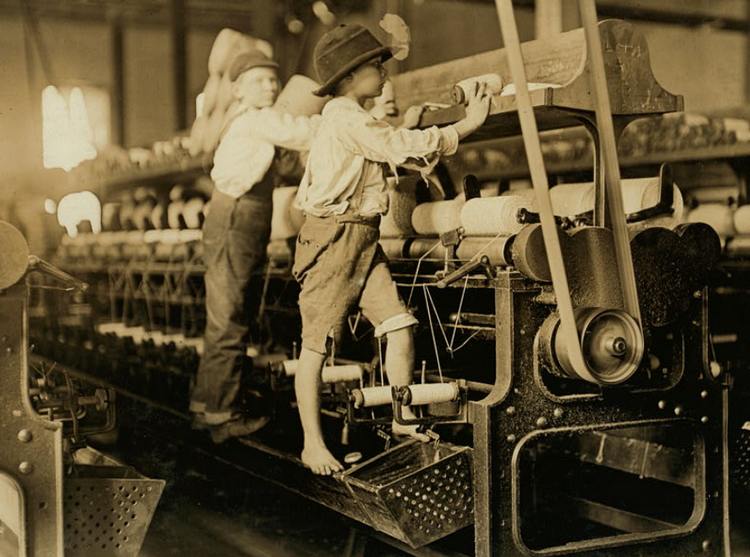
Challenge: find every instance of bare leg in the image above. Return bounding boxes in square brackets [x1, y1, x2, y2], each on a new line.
[384, 327, 430, 442]
[295, 347, 344, 475]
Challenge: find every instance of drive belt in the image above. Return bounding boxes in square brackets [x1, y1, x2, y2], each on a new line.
[494, 0, 643, 384]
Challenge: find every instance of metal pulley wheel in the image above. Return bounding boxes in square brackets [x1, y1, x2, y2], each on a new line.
[0, 221, 30, 290]
[545, 307, 644, 385]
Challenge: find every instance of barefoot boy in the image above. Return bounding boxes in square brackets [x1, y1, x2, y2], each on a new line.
[293, 24, 490, 474]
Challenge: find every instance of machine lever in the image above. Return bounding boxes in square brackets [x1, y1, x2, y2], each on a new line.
[28, 255, 89, 292]
[436, 256, 493, 288]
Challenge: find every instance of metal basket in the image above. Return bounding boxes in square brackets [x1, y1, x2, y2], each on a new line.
[63, 459, 164, 557]
[341, 440, 473, 548]
[733, 422, 750, 495]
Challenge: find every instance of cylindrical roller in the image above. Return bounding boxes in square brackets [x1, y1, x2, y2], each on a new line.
[733, 205, 750, 235]
[411, 199, 464, 235]
[400, 382, 459, 405]
[455, 236, 512, 266]
[510, 223, 551, 282]
[543, 307, 644, 385]
[686, 204, 735, 237]
[727, 235, 750, 257]
[379, 238, 408, 260]
[351, 386, 393, 408]
[380, 176, 418, 238]
[460, 196, 532, 236]
[282, 360, 363, 383]
[408, 238, 449, 260]
[545, 178, 683, 224]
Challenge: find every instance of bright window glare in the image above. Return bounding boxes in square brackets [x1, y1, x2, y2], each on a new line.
[42, 85, 97, 171]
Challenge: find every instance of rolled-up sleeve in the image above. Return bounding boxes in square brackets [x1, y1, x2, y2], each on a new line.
[341, 115, 458, 169]
[247, 109, 321, 152]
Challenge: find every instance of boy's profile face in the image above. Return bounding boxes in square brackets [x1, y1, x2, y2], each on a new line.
[233, 67, 280, 108]
[347, 58, 388, 99]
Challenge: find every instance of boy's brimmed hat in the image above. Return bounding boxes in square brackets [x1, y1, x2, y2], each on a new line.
[227, 49, 279, 81]
[312, 24, 394, 97]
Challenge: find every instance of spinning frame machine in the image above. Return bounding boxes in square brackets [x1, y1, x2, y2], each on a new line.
[10, 2, 734, 556]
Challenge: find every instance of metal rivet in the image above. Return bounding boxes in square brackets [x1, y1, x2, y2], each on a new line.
[658, 400, 667, 410]
[536, 416, 548, 427]
[5, 347, 12, 354]
[18, 462, 33, 475]
[674, 406, 683, 416]
[0, 336, 7, 343]
[693, 291, 703, 299]
[701, 416, 709, 424]
[700, 390, 709, 399]
[702, 540, 711, 552]
[553, 408, 563, 418]
[505, 406, 516, 416]
[17, 430, 32, 443]
[506, 434, 516, 443]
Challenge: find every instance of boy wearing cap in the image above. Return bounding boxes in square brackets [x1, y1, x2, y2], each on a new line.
[191, 49, 321, 443]
[293, 24, 490, 474]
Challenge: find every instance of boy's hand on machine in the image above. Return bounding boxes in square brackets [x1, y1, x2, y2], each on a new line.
[454, 81, 491, 139]
[402, 104, 426, 129]
[464, 81, 491, 128]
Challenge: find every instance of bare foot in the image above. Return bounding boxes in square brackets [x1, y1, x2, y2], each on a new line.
[301, 444, 344, 476]
[392, 406, 430, 442]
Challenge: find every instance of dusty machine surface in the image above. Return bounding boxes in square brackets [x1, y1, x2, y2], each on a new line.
[0, 221, 164, 557]
[24, 12, 738, 557]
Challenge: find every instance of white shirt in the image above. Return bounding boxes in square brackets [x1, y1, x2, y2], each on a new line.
[211, 105, 321, 198]
[296, 96, 459, 217]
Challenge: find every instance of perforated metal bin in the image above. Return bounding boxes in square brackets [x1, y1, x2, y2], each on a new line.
[63, 451, 164, 557]
[341, 440, 474, 548]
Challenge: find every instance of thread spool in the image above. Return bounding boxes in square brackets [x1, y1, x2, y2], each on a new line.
[351, 386, 393, 408]
[380, 176, 418, 238]
[102, 203, 122, 231]
[183, 198, 205, 229]
[118, 199, 137, 231]
[733, 205, 750, 235]
[215, 72, 234, 115]
[201, 74, 221, 117]
[167, 200, 185, 230]
[188, 115, 208, 156]
[150, 202, 168, 230]
[282, 360, 363, 383]
[208, 29, 272, 75]
[202, 107, 226, 154]
[401, 382, 459, 406]
[411, 199, 464, 235]
[687, 204, 735, 237]
[271, 186, 302, 240]
[274, 75, 327, 116]
[451, 73, 503, 104]
[460, 196, 533, 236]
[456, 236, 512, 265]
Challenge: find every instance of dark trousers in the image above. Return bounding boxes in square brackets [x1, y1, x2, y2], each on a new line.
[190, 190, 272, 418]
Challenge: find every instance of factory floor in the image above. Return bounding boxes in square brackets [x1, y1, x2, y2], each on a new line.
[139, 472, 408, 557]
[134, 447, 750, 557]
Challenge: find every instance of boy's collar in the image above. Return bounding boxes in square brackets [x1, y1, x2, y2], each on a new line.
[324, 96, 368, 114]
